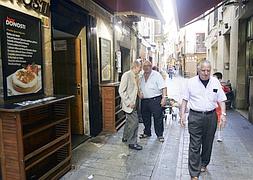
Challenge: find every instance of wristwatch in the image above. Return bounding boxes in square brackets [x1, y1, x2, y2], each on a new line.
[222, 112, 227, 116]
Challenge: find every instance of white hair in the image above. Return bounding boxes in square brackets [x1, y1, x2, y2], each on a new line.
[197, 60, 211, 70]
[131, 60, 142, 69]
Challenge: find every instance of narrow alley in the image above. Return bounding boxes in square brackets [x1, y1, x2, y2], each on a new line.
[2, 1, 253, 180]
[61, 76, 253, 180]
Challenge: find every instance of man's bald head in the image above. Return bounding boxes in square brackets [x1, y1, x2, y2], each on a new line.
[143, 60, 152, 67]
[143, 60, 152, 74]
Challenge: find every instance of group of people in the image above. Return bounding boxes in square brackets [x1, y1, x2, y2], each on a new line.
[119, 59, 227, 180]
[119, 60, 167, 150]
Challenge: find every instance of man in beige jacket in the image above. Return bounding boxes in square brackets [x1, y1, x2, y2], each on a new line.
[119, 60, 142, 150]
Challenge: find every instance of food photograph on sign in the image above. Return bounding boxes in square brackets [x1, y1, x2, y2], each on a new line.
[7, 64, 42, 95]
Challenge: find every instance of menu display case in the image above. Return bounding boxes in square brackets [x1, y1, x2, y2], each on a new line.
[0, 95, 73, 180]
[101, 83, 126, 133]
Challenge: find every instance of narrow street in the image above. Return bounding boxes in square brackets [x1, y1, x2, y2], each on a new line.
[61, 76, 253, 180]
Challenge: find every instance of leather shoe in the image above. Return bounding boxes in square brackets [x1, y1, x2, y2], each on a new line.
[191, 177, 198, 180]
[201, 166, 207, 172]
[158, 136, 165, 142]
[139, 133, 151, 139]
[128, 144, 143, 150]
[122, 138, 127, 142]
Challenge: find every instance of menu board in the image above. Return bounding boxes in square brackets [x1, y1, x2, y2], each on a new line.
[0, 6, 43, 100]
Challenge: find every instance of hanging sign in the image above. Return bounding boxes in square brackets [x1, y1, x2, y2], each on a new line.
[0, 5, 44, 100]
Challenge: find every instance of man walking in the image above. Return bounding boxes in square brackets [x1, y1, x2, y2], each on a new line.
[139, 60, 167, 142]
[180, 60, 227, 180]
[119, 60, 142, 150]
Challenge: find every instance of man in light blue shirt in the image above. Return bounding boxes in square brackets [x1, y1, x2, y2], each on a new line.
[139, 60, 167, 142]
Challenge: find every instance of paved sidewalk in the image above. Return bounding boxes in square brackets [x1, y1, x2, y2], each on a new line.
[61, 119, 182, 180]
[61, 76, 253, 180]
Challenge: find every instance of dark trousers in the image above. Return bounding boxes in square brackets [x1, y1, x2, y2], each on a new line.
[137, 97, 143, 123]
[141, 96, 164, 137]
[188, 110, 217, 177]
[122, 110, 139, 145]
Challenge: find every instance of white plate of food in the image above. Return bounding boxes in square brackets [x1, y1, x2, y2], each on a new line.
[7, 64, 42, 96]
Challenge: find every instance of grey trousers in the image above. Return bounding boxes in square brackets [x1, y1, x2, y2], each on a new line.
[188, 110, 217, 177]
[122, 110, 139, 145]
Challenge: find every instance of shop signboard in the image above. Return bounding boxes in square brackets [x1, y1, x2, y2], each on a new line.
[4, 0, 50, 17]
[0, 5, 43, 100]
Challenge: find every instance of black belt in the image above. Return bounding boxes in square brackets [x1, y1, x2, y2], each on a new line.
[142, 95, 162, 100]
[190, 109, 215, 115]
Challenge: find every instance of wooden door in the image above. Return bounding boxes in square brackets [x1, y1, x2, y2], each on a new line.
[53, 38, 84, 135]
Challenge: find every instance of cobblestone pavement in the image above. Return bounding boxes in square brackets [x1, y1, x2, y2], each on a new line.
[61, 76, 253, 180]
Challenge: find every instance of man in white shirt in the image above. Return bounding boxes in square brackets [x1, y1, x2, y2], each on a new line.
[119, 60, 142, 150]
[180, 60, 227, 180]
[139, 60, 167, 142]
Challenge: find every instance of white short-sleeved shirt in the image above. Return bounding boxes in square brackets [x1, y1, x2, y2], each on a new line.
[182, 76, 227, 111]
[140, 70, 166, 98]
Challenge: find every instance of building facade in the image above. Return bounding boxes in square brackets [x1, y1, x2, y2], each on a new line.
[176, 19, 207, 77]
[205, 0, 253, 122]
[0, 0, 164, 138]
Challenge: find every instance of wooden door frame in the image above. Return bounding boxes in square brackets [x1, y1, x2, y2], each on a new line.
[86, 20, 102, 136]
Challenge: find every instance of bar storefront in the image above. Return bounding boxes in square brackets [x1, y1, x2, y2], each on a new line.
[0, 1, 73, 179]
[0, 0, 165, 179]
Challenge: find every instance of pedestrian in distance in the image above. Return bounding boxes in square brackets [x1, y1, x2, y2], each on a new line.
[213, 72, 227, 142]
[119, 60, 143, 150]
[168, 66, 174, 79]
[139, 60, 167, 142]
[180, 60, 227, 180]
[170, 99, 180, 121]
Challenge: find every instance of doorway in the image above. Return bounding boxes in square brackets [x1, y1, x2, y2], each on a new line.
[246, 16, 253, 107]
[51, 0, 102, 146]
[119, 46, 130, 80]
[52, 31, 89, 148]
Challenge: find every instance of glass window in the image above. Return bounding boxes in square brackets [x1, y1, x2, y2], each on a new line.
[214, 9, 218, 26]
[248, 40, 253, 76]
[195, 33, 206, 53]
[208, 18, 210, 34]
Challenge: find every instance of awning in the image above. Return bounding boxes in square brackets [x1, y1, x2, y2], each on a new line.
[51, 0, 89, 36]
[92, 0, 164, 22]
[174, 0, 223, 28]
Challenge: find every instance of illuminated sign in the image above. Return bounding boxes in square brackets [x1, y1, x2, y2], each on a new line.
[3, 0, 50, 16]
[0, 5, 44, 100]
